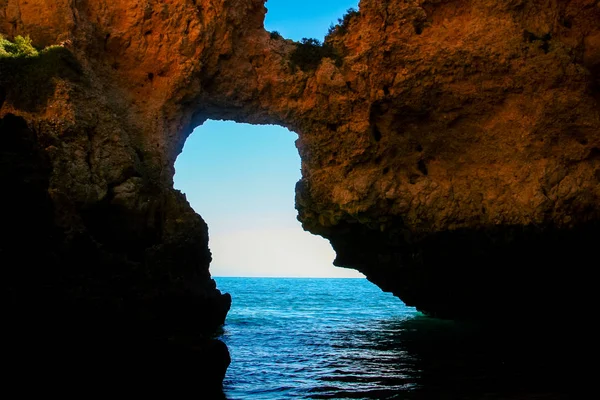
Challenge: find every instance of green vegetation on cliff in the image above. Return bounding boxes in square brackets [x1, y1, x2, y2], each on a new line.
[290, 38, 341, 72]
[0, 35, 39, 58]
[326, 8, 360, 38]
[0, 35, 81, 111]
[289, 8, 360, 72]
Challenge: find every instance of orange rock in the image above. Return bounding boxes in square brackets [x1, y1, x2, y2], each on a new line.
[1, 0, 599, 324]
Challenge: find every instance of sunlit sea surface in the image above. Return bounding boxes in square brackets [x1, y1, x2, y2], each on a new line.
[215, 277, 575, 400]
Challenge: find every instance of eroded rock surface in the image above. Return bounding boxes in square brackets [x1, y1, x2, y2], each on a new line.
[1, 0, 600, 386]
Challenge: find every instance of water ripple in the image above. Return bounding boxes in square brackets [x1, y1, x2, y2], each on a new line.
[216, 278, 575, 399]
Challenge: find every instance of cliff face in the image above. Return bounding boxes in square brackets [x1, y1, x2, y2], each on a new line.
[1, 0, 599, 384]
[292, 0, 600, 319]
[291, 0, 600, 319]
[0, 0, 237, 390]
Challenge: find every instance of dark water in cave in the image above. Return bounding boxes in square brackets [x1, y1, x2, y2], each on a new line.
[215, 277, 576, 399]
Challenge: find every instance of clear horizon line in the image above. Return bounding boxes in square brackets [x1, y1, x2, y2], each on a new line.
[212, 275, 366, 279]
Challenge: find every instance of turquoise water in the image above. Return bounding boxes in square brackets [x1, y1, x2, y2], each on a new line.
[215, 277, 572, 399]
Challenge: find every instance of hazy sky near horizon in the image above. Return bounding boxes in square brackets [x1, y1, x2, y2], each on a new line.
[174, 1, 362, 278]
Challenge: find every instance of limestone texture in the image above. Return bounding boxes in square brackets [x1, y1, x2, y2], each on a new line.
[1, 0, 599, 387]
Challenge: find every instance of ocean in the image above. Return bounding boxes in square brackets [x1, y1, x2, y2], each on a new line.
[215, 277, 574, 399]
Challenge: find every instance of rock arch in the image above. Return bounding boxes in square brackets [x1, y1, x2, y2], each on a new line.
[1, 0, 600, 388]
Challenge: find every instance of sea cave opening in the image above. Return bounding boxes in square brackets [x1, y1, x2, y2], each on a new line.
[172, 1, 363, 278]
[173, 122, 420, 399]
[174, 119, 364, 278]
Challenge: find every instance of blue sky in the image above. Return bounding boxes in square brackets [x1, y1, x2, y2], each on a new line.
[174, 1, 361, 278]
[264, 0, 359, 42]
